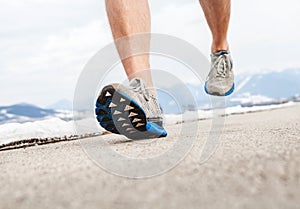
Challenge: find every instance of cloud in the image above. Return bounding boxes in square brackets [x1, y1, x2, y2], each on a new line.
[0, 0, 299, 106]
[0, 0, 110, 106]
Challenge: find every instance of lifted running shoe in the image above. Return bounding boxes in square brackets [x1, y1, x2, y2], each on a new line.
[204, 50, 235, 96]
[95, 78, 167, 140]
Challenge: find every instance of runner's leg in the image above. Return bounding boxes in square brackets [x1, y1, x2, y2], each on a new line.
[105, 0, 153, 89]
[199, 0, 231, 52]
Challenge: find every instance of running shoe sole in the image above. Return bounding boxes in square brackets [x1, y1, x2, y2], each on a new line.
[95, 85, 167, 140]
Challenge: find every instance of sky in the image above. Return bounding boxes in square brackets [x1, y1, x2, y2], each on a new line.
[0, 0, 300, 107]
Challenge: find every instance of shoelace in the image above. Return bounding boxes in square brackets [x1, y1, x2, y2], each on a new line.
[129, 78, 162, 118]
[214, 55, 228, 78]
[130, 79, 150, 101]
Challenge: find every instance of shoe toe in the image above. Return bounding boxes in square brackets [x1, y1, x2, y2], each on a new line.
[205, 80, 234, 96]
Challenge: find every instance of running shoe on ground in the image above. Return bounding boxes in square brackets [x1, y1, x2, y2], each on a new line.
[204, 50, 235, 96]
[95, 78, 167, 140]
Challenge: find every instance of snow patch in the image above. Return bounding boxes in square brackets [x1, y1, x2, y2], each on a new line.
[0, 117, 103, 145]
[230, 93, 274, 105]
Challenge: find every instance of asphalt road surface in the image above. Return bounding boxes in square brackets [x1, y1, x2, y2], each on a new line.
[0, 104, 299, 209]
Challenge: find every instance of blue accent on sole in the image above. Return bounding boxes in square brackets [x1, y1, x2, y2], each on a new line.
[224, 83, 235, 96]
[204, 82, 235, 96]
[146, 122, 168, 137]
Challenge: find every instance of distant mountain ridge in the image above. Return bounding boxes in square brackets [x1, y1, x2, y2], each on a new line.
[0, 103, 73, 124]
[0, 68, 299, 122]
[234, 68, 300, 98]
[0, 103, 57, 124]
[47, 99, 73, 110]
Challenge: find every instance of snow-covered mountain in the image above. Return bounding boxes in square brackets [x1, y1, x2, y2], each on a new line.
[234, 68, 300, 98]
[0, 103, 72, 124]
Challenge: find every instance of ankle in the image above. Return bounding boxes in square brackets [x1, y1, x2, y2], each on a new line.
[211, 41, 229, 53]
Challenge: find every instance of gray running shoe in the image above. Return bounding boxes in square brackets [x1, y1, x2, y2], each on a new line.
[204, 50, 235, 96]
[95, 78, 167, 140]
[128, 78, 163, 125]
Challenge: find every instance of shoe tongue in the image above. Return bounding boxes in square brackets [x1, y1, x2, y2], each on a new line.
[129, 78, 150, 100]
[129, 77, 143, 88]
[213, 50, 229, 56]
